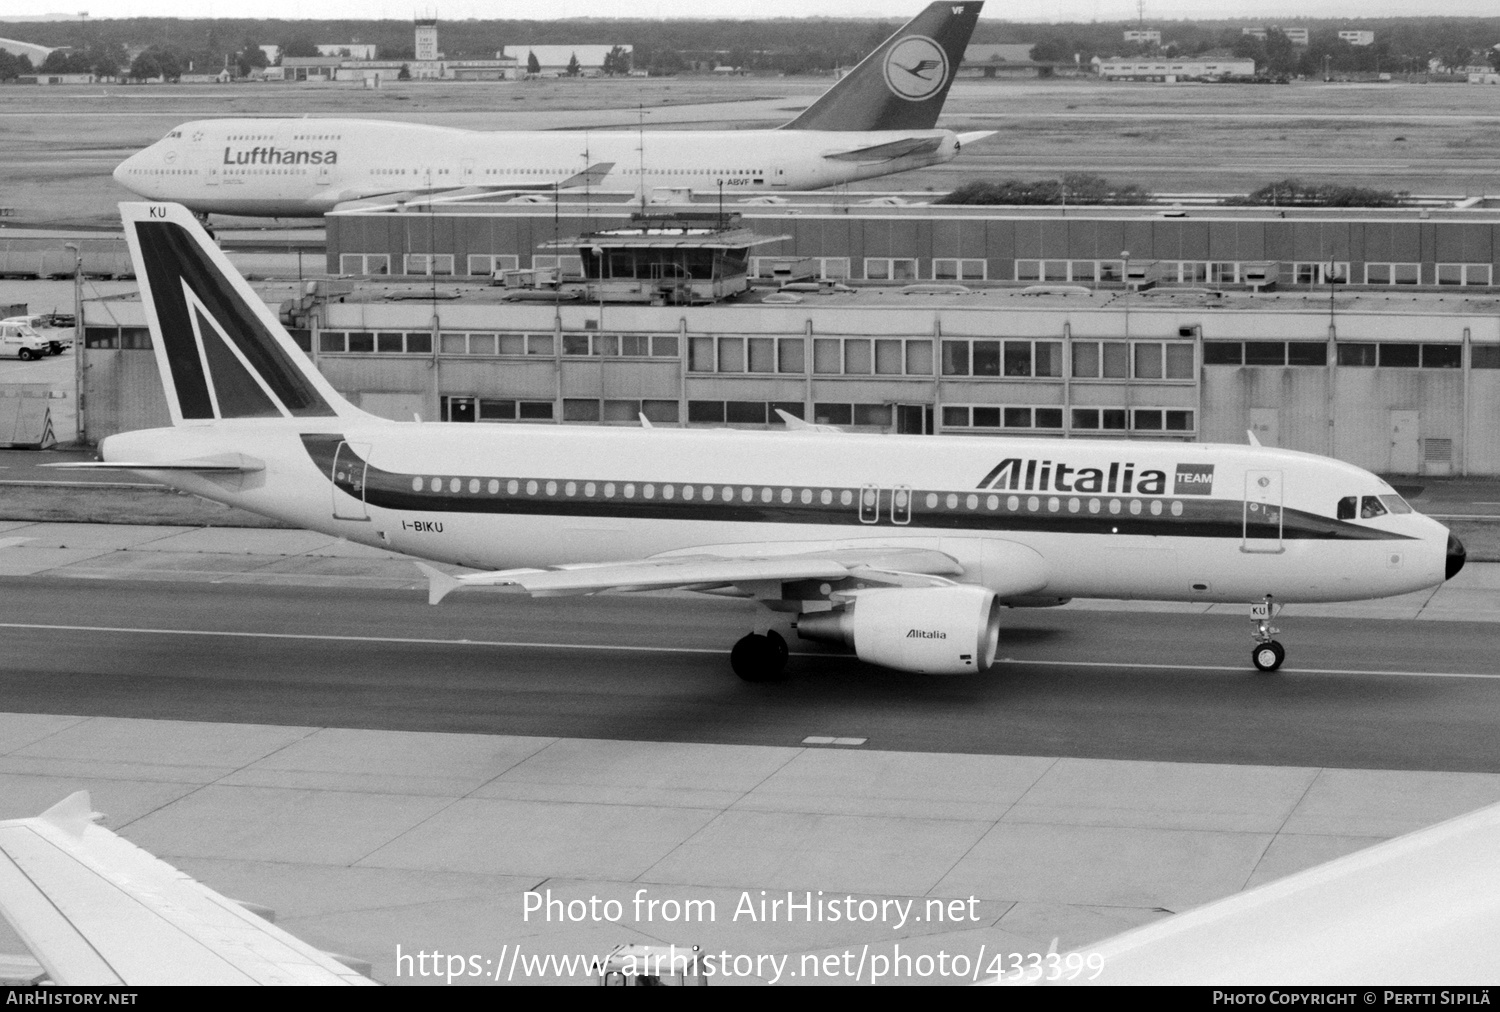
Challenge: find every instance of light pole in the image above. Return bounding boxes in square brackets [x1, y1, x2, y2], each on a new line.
[1120, 249, 1131, 340]
[63, 242, 84, 446]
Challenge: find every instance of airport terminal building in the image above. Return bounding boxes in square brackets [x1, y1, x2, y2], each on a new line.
[77, 199, 1500, 476]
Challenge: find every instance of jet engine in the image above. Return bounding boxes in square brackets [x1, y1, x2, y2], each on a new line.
[795, 585, 1001, 675]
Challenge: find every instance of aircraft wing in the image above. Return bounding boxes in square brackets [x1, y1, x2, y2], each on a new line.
[0, 793, 376, 986]
[821, 136, 946, 162]
[417, 544, 976, 603]
[329, 161, 617, 212]
[1001, 798, 1500, 986]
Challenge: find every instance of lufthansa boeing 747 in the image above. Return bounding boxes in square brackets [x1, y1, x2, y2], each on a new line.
[56, 202, 1465, 681]
[112, 3, 992, 218]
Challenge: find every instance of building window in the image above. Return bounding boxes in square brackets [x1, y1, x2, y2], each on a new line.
[531, 255, 584, 278]
[1070, 407, 1128, 431]
[863, 258, 918, 281]
[1421, 344, 1463, 368]
[338, 254, 390, 276]
[562, 398, 601, 422]
[933, 258, 986, 281]
[1436, 263, 1493, 287]
[476, 399, 555, 422]
[1070, 341, 1131, 379]
[1337, 343, 1378, 367]
[1364, 262, 1420, 285]
[942, 405, 1064, 430]
[1472, 346, 1500, 369]
[687, 401, 803, 426]
[941, 339, 1063, 378]
[466, 254, 520, 277]
[403, 253, 455, 276]
[1075, 341, 1194, 380]
[1292, 262, 1349, 285]
[1378, 343, 1420, 368]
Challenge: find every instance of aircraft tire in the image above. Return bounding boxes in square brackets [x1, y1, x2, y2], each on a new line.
[766, 630, 789, 666]
[1252, 641, 1286, 673]
[731, 633, 789, 683]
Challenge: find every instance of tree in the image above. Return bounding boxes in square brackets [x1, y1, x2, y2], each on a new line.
[526, 49, 540, 75]
[234, 41, 269, 78]
[1261, 28, 1297, 77]
[129, 50, 162, 81]
[0, 51, 33, 81]
[397, 63, 410, 80]
[601, 45, 629, 76]
[278, 39, 319, 61]
[565, 52, 580, 77]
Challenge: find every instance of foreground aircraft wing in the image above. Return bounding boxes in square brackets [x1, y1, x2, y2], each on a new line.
[0, 793, 376, 986]
[1001, 799, 1500, 985]
[417, 545, 991, 604]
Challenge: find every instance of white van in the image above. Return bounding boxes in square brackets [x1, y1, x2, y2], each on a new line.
[0, 320, 50, 361]
[0, 315, 70, 356]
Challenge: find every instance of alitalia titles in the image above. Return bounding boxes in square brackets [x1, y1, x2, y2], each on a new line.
[222, 147, 338, 166]
[978, 458, 1217, 497]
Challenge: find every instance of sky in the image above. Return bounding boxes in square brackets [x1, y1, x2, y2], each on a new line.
[4, 1, 1499, 23]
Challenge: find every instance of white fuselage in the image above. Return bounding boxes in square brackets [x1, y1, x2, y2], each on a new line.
[101, 419, 1453, 607]
[113, 119, 961, 217]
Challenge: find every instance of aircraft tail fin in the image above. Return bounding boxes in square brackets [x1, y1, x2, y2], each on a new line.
[782, 1, 981, 132]
[120, 202, 362, 425]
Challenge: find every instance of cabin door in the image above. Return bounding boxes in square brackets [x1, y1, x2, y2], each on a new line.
[1242, 469, 1283, 554]
[331, 440, 372, 520]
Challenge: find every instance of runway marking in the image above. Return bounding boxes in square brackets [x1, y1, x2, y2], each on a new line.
[0, 621, 729, 655]
[803, 736, 868, 746]
[2, 622, 1496, 680]
[997, 658, 1500, 680]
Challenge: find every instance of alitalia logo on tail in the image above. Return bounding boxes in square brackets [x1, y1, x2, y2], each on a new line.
[977, 459, 1217, 496]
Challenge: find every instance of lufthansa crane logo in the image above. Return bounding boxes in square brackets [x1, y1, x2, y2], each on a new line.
[883, 35, 949, 102]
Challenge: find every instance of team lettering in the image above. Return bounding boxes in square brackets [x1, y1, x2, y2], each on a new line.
[221, 147, 338, 166]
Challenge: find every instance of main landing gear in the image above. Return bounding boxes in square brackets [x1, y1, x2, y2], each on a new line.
[1250, 594, 1285, 672]
[731, 630, 789, 683]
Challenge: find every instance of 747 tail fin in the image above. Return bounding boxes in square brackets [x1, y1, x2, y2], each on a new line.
[783, 2, 982, 132]
[120, 202, 361, 425]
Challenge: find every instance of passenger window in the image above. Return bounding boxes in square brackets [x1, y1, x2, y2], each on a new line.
[1337, 496, 1357, 520]
[1379, 494, 1413, 515]
[1361, 496, 1388, 519]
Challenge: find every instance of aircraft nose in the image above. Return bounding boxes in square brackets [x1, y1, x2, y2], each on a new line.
[113, 153, 135, 188]
[1446, 533, 1466, 580]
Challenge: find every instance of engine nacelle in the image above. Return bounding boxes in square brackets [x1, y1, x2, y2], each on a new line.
[796, 585, 1001, 675]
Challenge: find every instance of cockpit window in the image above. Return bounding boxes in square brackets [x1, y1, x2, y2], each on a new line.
[1337, 496, 1357, 520]
[1379, 494, 1413, 514]
[1360, 496, 1388, 519]
[165, 130, 181, 139]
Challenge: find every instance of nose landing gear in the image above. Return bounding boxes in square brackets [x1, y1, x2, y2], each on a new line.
[1250, 595, 1285, 672]
[731, 630, 790, 683]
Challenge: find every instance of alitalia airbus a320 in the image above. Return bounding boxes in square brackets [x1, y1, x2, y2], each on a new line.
[57, 202, 1466, 681]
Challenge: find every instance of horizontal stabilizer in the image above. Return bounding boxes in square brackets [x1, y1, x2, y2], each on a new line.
[823, 136, 944, 162]
[41, 453, 265, 474]
[955, 130, 997, 148]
